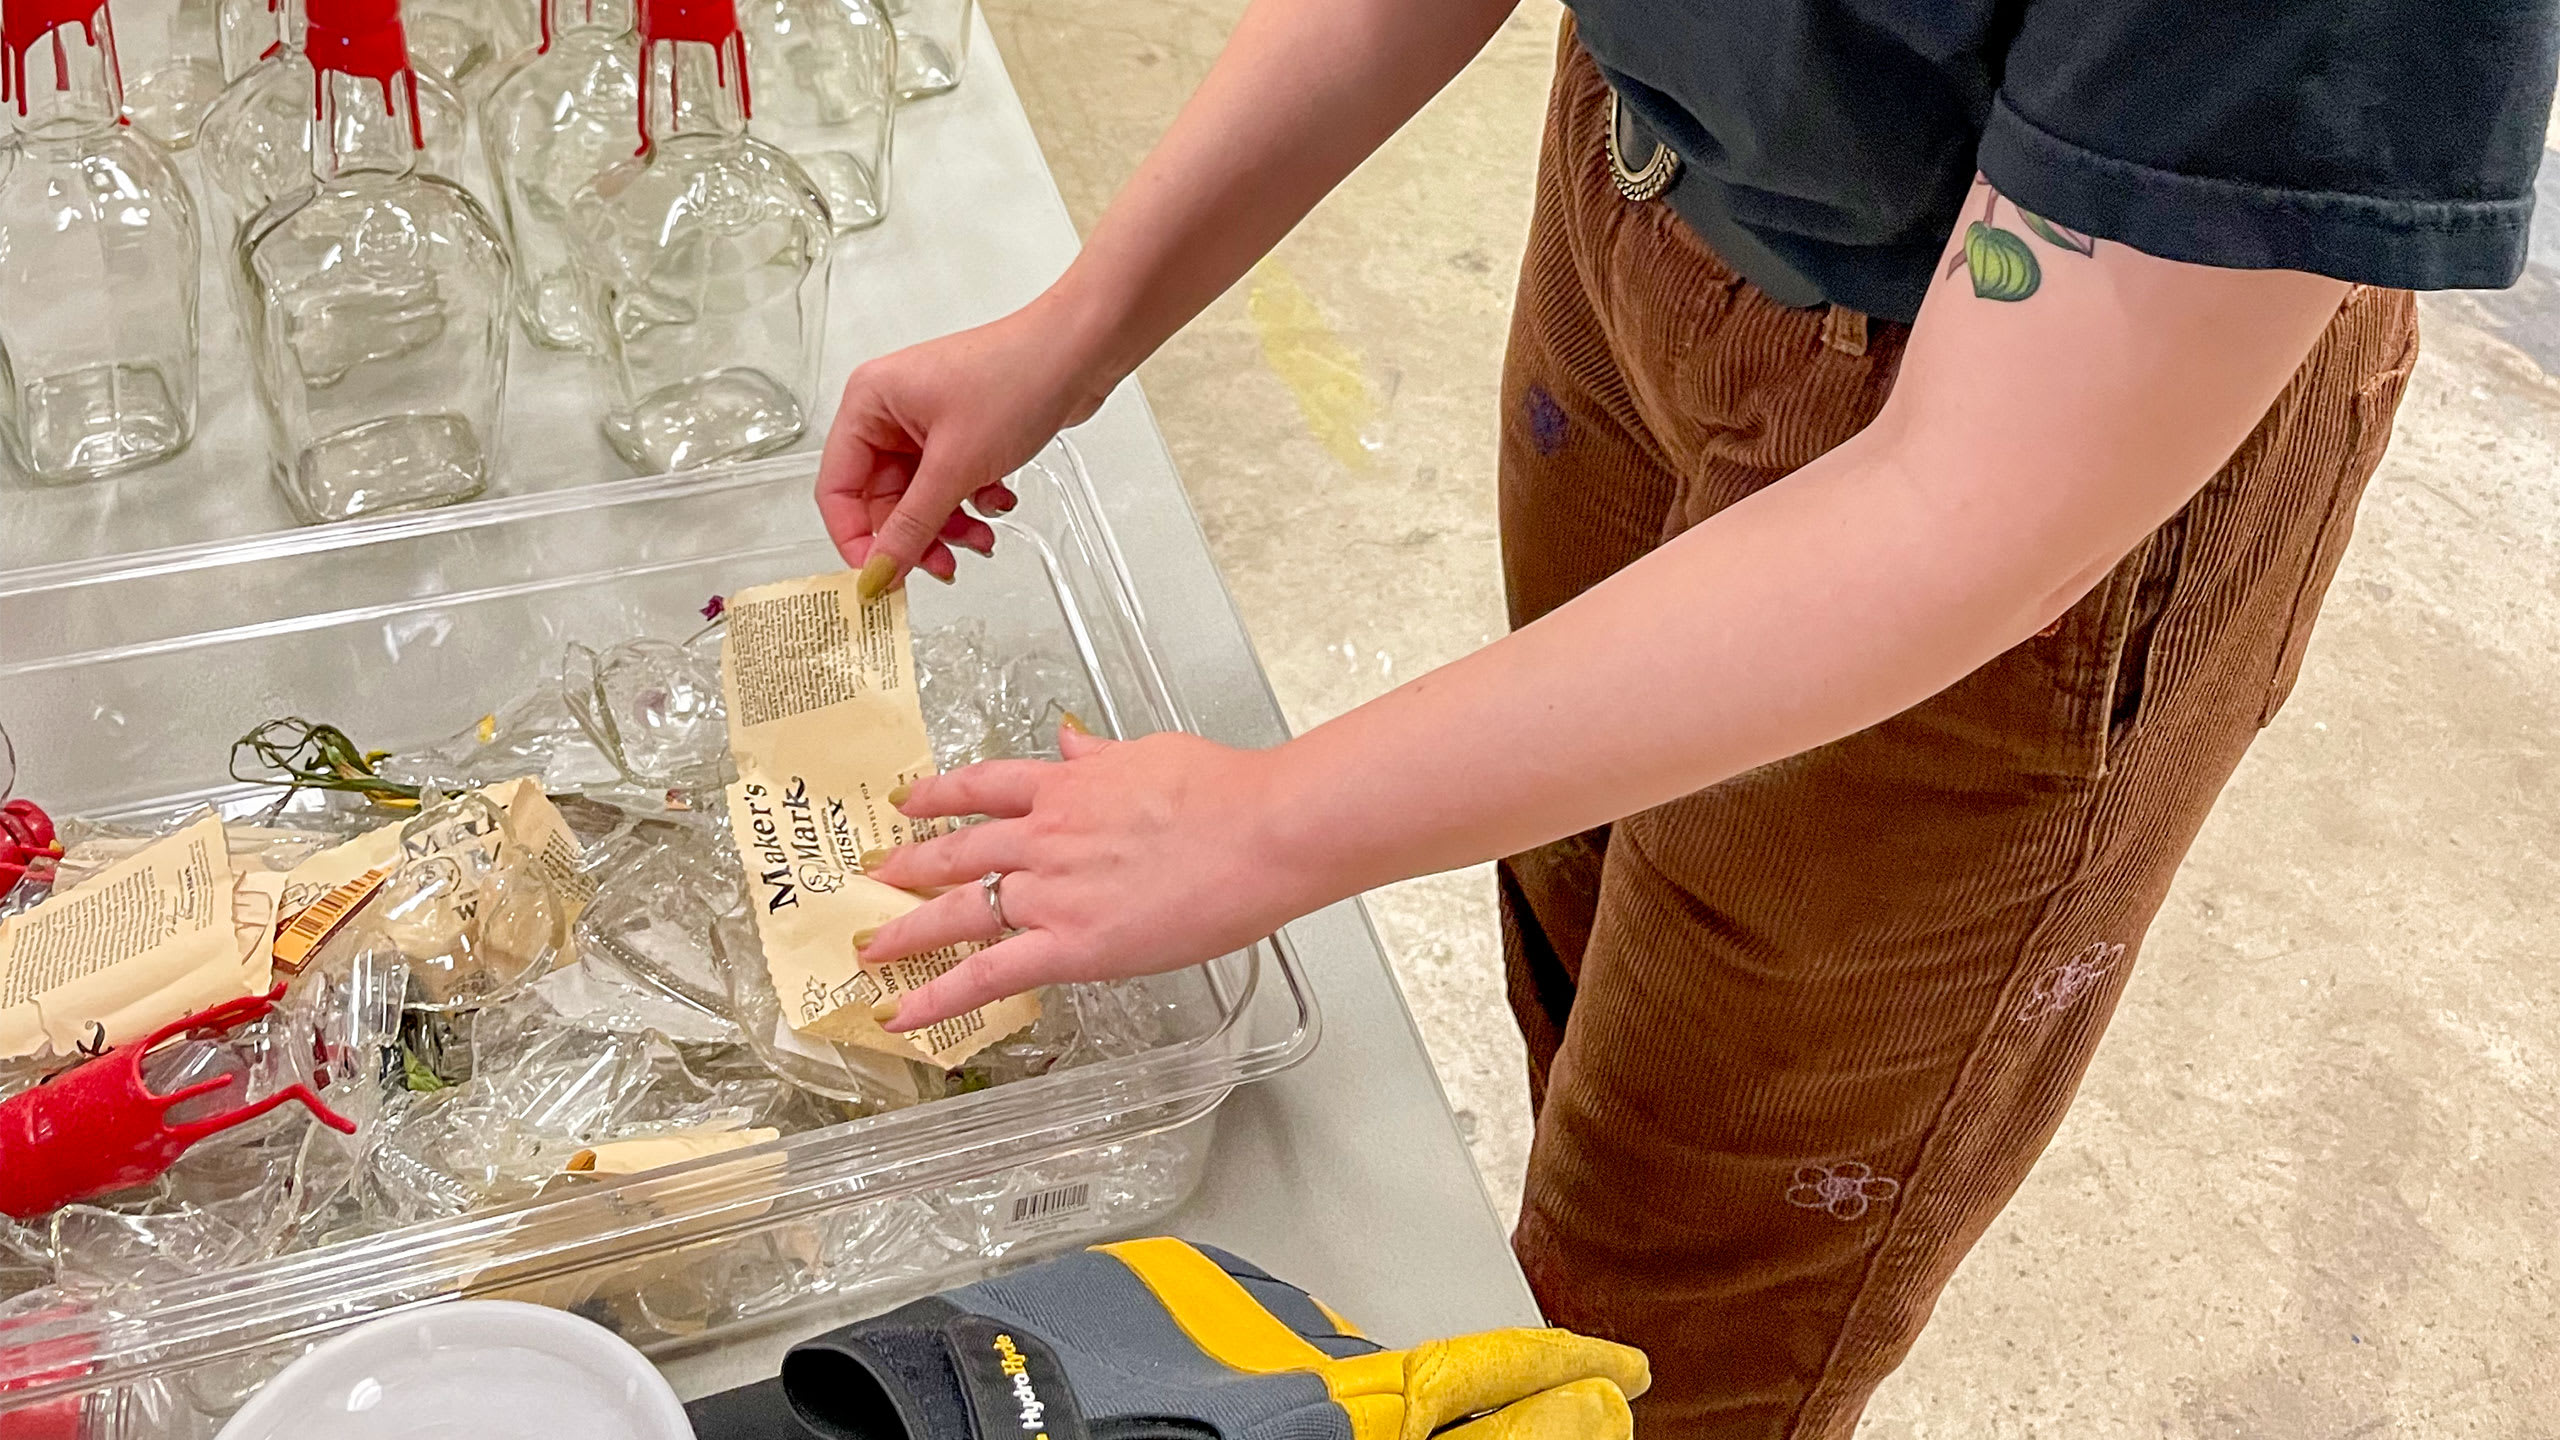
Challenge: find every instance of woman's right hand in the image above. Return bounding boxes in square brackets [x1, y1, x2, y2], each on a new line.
[816, 288, 1123, 593]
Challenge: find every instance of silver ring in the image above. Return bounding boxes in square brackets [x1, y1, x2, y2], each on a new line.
[979, 871, 1010, 932]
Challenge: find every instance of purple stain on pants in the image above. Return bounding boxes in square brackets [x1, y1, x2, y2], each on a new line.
[1525, 384, 1568, 456]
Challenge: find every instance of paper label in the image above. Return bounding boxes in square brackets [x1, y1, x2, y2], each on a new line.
[565, 1125, 781, 1177]
[719, 571, 1037, 1069]
[0, 815, 272, 1060]
[276, 822, 403, 920]
[270, 821, 404, 973]
[482, 777, 598, 916]
[269, 867, 392, 974]
[465, 1133, 797, 1317]
[763, 1015, 933, 1105]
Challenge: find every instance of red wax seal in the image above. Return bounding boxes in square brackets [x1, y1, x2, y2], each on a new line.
[0, 801, 59, 896]
[0, 0, 126, 123]
[0, 986, 356, 1222]
[305, 0, 424, 150]
[634, 0, 749, 154]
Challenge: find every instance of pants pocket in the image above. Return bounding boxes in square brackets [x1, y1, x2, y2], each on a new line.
[2259, 338, 2421, 726]
[1903, 521, 2180, 784]
[2106, 507, 2189, 757]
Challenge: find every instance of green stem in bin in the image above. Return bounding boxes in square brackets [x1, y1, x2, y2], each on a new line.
[230, 718, 424, 807]
[401, 1045, 450, 1092]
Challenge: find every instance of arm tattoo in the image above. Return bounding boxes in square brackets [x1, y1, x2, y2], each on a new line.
[1943, 175, 2096, 302]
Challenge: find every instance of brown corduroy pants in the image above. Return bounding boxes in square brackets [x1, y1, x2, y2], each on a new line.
[1498, 37, 2420, 1439]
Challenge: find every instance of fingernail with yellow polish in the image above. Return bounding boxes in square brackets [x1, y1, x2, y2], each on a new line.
[856, 553, 897, 600]
[859, 848, 891, 871]
[887, 781, 912, 806]
[869, 998, 903, 1025]
[1059, 711, 1088, 736]
[852, 926, 880, 950]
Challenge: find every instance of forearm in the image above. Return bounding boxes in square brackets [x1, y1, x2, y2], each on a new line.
[1267, 253, 2348, 900]
[1044, 0, 1520, 381]
[1265, 422, 2104, 894]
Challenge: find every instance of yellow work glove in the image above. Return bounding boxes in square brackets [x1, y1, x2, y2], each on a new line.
[697, 1235, 1649, 1440]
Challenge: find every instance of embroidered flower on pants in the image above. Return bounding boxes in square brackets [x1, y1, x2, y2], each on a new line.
[1523, 384, 1568, 456]
[2022, 941, 2126, 1021]
[1786, 1161, 1901, 1221]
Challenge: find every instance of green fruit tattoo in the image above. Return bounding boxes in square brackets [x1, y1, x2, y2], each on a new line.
[1964, 222, 2041, 301]
[2018, 209, 2096, 257]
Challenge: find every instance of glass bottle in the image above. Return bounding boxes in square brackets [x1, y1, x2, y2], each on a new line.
[403, 0, 537, 97]
[198, 0, 474, 228]
[480, 0, 640, 348]
[117, 0, 227, 147]
[216, 0, 277, 80]
[880, 0, 962, 100]
[240, 0, 513, 521]
[739, 0, 893, 233]
[568, 0, 831, 472]
[0, 0, 202, 483]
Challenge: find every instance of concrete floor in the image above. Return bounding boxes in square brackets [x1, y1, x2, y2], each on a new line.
[980, 3, 2560, 1433]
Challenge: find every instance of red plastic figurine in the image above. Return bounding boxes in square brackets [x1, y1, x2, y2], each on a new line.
[0, 802, 57, 897]
[0, 988, 356, 1222]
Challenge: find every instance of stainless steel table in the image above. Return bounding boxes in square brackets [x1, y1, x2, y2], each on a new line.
[0, 2, 1540, 1382]
[661, 17, 1542, 1393]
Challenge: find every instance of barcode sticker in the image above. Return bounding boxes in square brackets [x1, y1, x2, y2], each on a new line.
[997, 1179, 1096, 1239]
[271, 865, 392, 974]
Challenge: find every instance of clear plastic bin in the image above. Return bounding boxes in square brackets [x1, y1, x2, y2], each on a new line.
[0, 439, 1318, 1425]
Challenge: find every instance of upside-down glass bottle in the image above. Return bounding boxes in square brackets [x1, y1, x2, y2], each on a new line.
[480, 0, 640, 348]
[239, 0, 513, 521]
[738, 0, 893, 233]
[0, 0, 202, 483]
[198, 0, 474, 227]
[567, 0, 831, 472]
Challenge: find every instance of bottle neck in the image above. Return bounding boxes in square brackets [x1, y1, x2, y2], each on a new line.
[311, 66, 421, 181]
[2, 2, 126, 141]
[638, 34, 745, 150]
[541, 0, 633, 52]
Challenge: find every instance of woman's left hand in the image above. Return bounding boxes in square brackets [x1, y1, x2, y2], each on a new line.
[859, 724, 1322, 1032]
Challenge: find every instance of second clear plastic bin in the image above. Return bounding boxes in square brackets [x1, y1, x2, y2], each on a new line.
[0, 438, 1318, 1428]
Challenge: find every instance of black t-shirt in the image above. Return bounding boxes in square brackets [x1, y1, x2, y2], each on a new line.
[1571, 0, 2560, 323]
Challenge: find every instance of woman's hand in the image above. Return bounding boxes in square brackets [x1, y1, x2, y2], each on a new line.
[857, 724, 1327, 1032]
[817, 290, 1123, 594]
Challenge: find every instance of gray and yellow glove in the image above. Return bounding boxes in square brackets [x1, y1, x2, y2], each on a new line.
[687, 1237, 1648, 1440]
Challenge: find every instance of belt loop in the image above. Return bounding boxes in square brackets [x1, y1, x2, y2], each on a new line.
[1820, 305, 1869, 357]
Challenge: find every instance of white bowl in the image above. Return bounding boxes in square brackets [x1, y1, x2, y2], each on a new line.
[216, 1300, 692, 1440]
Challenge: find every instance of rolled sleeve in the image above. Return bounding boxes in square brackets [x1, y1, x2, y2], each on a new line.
[1978, 0, 2559, 290]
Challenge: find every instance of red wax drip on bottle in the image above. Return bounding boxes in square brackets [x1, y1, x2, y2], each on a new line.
[633, 0, 749, 156]
[0, 0, 127, 124]
[304, 0, 425, 151]
[537, 0, 596, 56]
